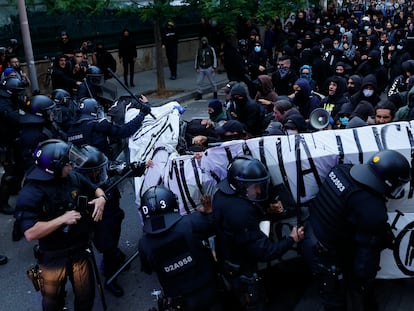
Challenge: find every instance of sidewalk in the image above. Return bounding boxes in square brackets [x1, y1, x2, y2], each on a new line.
[104, 60, 229, 106]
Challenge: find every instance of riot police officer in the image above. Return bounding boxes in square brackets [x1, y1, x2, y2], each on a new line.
[302, 149, 411, 311]
[67, 96, 151, 160]
[76, 145, 146, 297]
[212, 155, 304, 310]
[14, 139, 107, 311]
[50, 88, 79, 132]
[0, 77, 26, 214]
[138, 186, 223, 311]
[19, 95, 66, 172]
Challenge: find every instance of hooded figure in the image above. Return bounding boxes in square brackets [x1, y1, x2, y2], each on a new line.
[229, 82, 266, 136]
[350, 74, 381, 108]
[292, 78, 321, 119]
[208, 99, 227, 124]
[320, 75, 350, 119]
[338, 31, 356, 63]
[345, 74, 362, 98]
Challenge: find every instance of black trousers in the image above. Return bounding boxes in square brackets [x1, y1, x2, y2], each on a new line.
[122, 58, 135, 85]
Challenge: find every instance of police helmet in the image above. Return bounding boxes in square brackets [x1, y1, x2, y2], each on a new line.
[27, 139, 87, 180]
[140, 186, 182, 234]
[86, 66, 104, 86]
[218, 155, 270, 201]
[75, 145, 108, 185]
[350, 149, 411, 198]
[50, 89, 71, 106]
[21, 95, 56, 124]
[78, 97, 104, 121]
[0, 77, 25, 97]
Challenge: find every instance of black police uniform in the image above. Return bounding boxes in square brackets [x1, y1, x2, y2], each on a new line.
[139, 212, 222, 311]
[212, 190, 295, 310]
[67, 110, 147, 160]
[15, 171, 99, 310]
[302, 164, 389, 310]
[93, 179, 125, 286]
[0, 88, 24, 213]
[19, 118, 65, 172]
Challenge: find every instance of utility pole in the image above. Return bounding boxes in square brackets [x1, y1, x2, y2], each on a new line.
[17, 0, 39, 93]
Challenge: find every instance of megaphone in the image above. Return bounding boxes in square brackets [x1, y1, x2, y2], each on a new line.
[309, 108, 330, 130]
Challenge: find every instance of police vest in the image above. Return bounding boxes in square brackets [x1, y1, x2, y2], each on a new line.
[139, 216, 216, 298]
[310, 164, 362, 247]
[67, 119, 108, 154]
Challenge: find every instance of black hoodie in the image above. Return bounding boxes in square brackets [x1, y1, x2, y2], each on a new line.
[350, 74, 381, 108]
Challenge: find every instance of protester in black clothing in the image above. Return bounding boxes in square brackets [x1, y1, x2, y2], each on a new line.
[311, 46, 334, 93]
[222, 37, 248, 83]
[320, 75, 350, 120]
[356, 50, 388, 93]
[272, 55, 298, 96]
[350, 74, 381, 108]
[228, 82, 267, 136]
[92, 41, 116, 80]
[59, 31, 74, 55]
[51, 55, 81, 94]
[162, 21, 179, 80]
[118, 29, 137, 87]
[246, 40, 267, 81]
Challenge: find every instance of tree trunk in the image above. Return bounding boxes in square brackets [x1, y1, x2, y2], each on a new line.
[154, 18, 166, 94]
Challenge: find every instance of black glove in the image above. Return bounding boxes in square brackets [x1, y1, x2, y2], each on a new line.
[130, 161, 146, 177]
[140, 103, 151, 116]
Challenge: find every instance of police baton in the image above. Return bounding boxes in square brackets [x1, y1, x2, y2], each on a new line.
[106, 249, 140, 285]
[86, 245, 107, 310]
[107, 68, 156, 119]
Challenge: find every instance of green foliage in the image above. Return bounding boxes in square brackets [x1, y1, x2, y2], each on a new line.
[15, 0, 113, 15]
[256, 0, 306, 25]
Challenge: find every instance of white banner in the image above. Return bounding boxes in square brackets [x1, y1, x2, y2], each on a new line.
[128, 104, 414, 279]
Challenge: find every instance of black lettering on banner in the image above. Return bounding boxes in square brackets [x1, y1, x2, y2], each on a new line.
[224, 146, 233, 163]
[259, 138, 268, 170]
[139, 146, 167, 199]
[352, 129, 364, 163]
[179, 159, 197, 211]
[242, 141, 252, 155]
[142, 123, 174, 161]
[172, 160, 190, 214]
[191, 157, 204, 195]
[335, 135, 344, 164]
[381, 123, 401, 150]
[276, 138, 292, 196]
[372, 126, 384, 150]
[406, 126, 414, 199]
[295, 135, 323, 200]
[393, 220, 414, 276]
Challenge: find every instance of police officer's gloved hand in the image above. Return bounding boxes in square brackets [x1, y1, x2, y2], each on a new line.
[140, 103, 151, 116]
[130, 161, 146, 177]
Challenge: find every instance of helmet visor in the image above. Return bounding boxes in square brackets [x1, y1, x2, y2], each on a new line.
[244, 179, 270, 202]
[77, 161, 108, 185]
[88, 74, 104, 86]
[388, 180, 409, 199]
[68, 144, 88, 168]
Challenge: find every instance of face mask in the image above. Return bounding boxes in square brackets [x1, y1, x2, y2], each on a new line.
[285, 129, 298, 135]
[254, 46, 261, 53]
[363, 89, 374, 97]
[364, 26, 369, 31]
[339, 116, 349, 125]
[397, 45, 403, 50]
[278, 67, 289, 78]
[333, 44, 339, 49]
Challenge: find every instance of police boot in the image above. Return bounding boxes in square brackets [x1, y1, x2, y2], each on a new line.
[0, 254, 8, 265]
[105, 279, 124, 297]
[12, 219, 23, 241]
[195, 92, 202, 100]
[0, 182, 14, 215]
